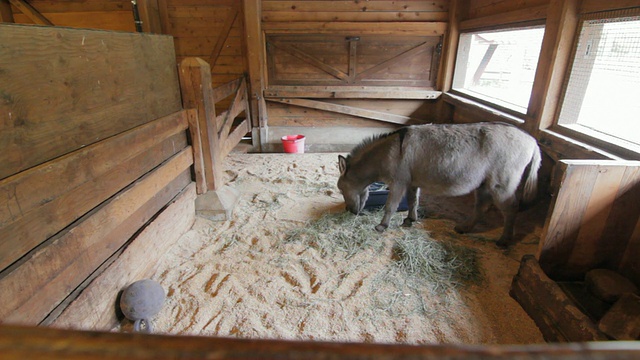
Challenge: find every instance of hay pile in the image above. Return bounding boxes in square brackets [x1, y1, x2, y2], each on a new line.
[141, 153, 544, 344]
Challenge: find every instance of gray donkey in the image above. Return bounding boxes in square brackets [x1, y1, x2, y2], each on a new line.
[337, 122, 541, 247]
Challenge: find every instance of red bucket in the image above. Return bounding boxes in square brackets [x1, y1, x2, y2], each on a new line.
[281, 135, 305, 153]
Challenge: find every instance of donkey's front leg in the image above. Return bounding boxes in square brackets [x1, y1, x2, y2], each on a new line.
[402, 186, 420, 227]
[375, 185, 406, 232]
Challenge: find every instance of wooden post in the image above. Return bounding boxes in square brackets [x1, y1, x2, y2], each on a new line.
[243, 0, 268, 150]
[179, 58, 223, 191]
[525, 0, 580, 135]
[435, 0, 466, 120]
[137, 0, 163, 34]
[0, 0, 14, 23]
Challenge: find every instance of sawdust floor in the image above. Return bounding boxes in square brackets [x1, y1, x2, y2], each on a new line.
[133, 153, 547, 345]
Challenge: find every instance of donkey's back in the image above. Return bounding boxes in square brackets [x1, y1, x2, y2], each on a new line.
[401, 123, 539, 200]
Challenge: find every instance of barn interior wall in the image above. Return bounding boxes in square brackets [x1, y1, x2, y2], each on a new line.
[0, 23, 195, 328]
[257, 0, 450, 151]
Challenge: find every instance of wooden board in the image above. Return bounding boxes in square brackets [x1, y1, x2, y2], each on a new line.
[0, 148, 193, 325]
[262, 21, 447, 36]
[3, 323, 640, 359]
[268, 98, 423, 125]
[266, 99, 440, 128]
[52, 182, 197, 330]
[537, 160, 640, 283]
[0, 111, 188, 272]
[510, 255, 607, 342]
[266, 34, 442, 88]
[466, 0, 550, 20]
[0, 24, 181, 180]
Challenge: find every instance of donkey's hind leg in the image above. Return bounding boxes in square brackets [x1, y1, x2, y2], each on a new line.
[402, 186, 420, 227]
[492, 190, 519, 248]
[455, 184, 492, 234]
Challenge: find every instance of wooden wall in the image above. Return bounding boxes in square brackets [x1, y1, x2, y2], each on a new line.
[256, 0, 451, 151]
[538, 161, 640, 284]
[0, 24, 195, 329]
[5, 0, 136, 31]
[158, 0, 246, 100]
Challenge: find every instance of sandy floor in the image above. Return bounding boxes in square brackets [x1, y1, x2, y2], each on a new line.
[137, 153, 546, 345]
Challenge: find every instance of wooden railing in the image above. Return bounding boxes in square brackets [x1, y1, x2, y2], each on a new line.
[179, 58, 252, 194]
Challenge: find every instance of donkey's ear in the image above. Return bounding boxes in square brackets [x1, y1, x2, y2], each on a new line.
[338, 155, 348, 175]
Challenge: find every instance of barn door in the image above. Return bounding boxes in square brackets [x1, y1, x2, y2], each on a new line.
[266, 34, 441, 88]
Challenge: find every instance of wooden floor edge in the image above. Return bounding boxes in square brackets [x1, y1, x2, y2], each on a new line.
[0, 324, 639, 359]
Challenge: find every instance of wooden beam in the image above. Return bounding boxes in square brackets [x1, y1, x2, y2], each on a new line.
[212, 77, 243, 103]
[263, 21, 447, 36]
[137, 0, 163, 33]
[217, 79, 246, 136]
[221, 119, 251, 159]
[156, 0, 171, 34]
[3, 323, 640, 359]
[437, 0, 464, 93]
[525, 0, 580, 135]
[459, 5, 547, 31]
[179, 57, 221, 191]
[510, 255, 608, 342]
[186, 109, 207, 195]
[581, 0, 640, 14]
[243, 0, 268, 141]
[8, 0, 52, 25]
[0, 0, 14, 22]
[264, 86, 441, 99]
[268, 98, 421, 125]
[209, 6, 239, 68]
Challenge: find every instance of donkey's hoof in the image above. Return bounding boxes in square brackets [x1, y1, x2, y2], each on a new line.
[375, 224, 388, 233]
[496, 237, 512, 249]
[454, 224, 472, 234]
[401, 218, 415, 227]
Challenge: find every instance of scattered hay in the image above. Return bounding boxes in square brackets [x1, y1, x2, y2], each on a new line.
[285, 211, 482, 316]
[284, 211, 390, 259]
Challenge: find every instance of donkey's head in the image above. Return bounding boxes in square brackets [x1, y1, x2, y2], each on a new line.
[337, 155, 369, 215]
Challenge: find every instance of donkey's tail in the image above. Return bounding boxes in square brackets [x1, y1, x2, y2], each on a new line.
[522, 146, 541, 204]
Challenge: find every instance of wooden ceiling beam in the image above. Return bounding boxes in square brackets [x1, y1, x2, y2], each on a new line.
[9, 0, 53, 25]
[0, 0, 14, 22]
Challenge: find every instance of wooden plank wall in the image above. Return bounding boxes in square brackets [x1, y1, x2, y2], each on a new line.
[0, 24, 181, 179]
[537, 160, 640, 284]
[260, 0, 451, 151]
[7, 0, 136, 32]
[159, 0, 246, 98]
[0, 24, 195, 328]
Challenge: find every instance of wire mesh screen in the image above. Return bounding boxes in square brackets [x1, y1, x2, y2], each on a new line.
[558, 11, 640, 146]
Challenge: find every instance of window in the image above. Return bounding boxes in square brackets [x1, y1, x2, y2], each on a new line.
[452, 26, 545, 114]
[557, 11, 640, 153]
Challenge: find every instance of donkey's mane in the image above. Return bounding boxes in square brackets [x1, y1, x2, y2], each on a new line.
[348, 128, 405, 159]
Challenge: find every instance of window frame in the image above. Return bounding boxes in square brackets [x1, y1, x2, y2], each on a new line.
[549, 8, 640, 160]
[449, 20, 546, 120]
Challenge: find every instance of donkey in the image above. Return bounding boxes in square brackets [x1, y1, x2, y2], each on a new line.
[337, 122, 541, 247]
